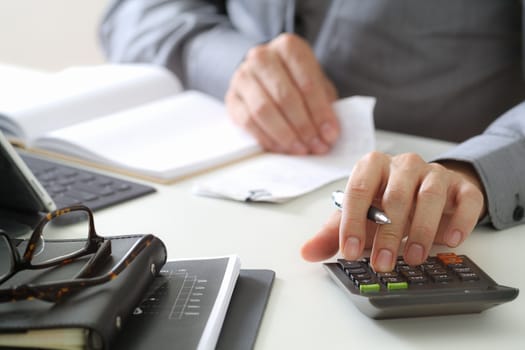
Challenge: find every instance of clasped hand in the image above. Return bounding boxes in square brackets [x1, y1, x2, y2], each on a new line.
[225, 33, 340, 155]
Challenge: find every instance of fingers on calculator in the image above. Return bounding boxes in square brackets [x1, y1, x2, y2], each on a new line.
[324, 252, 519, 319]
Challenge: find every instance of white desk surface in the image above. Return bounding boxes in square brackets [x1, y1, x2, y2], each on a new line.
[71, 130, 524, 349]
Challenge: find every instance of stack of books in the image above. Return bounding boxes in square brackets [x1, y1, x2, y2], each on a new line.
[0, 236, 274, 350]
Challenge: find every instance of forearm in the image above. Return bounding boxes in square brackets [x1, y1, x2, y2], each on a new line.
[99, 0, 261, 98]
[434, 100, 525, 229]
[182, 25, 261, 98]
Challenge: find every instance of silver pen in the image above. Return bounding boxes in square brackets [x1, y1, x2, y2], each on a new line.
[331, 190, 391, 225]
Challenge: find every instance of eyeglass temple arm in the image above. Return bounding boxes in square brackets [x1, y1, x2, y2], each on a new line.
[74, 240, 112, 279]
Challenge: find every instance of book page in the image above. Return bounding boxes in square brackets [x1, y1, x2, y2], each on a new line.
[192, 96, 379, 202]
[31, 91, 261, 182]
[0, 64, 182, 142]
[0, 64, 51, 140]
[0, 329, 87, 350]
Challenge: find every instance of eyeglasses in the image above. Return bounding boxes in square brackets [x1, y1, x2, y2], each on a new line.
[0, 205, 154, 303]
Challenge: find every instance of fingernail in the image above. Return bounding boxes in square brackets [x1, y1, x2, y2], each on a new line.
[406, 243, 425, 265]
[375, 249, 393, 272]
[445, 230, 462, 247]
[343, 237, 360, 260]
[290, 141, 308, 155]
[309, 137, 329, 154]
[321, 122, 339, 144]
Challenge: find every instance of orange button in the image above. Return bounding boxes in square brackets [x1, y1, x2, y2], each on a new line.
[437, 252, 463, 265]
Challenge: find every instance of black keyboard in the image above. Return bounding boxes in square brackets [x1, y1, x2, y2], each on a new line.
[19, 153, 156, 214]
[324, 252, 519, 319]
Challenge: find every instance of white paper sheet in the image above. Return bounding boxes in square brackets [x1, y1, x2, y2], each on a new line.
[192, 96, 378, 202]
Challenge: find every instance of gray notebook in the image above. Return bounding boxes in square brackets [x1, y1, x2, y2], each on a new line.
[113, 259, 274, 350]
[216, 269, 275, 350]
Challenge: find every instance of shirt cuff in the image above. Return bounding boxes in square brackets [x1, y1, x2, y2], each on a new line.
[182, 26, 262, 99]
[433, 133, 525, 229]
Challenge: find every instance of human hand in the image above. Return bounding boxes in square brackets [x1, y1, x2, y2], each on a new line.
[225, 33, 340, 155]
[301, 152, 486, 272]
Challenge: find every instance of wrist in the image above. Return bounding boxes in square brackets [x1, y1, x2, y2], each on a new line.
[439, 160, 487, 219]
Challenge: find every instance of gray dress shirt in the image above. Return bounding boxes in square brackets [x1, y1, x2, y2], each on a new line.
[100, 0, 525, 229]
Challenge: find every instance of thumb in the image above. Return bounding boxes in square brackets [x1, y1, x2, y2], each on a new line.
[301, 211, 341, 261]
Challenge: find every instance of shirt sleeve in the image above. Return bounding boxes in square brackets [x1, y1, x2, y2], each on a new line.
[99, 0, 262, 99]
[433, 101, 525, 229]
[435, 1, 525, 230]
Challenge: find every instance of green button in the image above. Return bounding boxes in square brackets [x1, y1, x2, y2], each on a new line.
[359, 283, 381, 293]
[387, 282, 408, 291]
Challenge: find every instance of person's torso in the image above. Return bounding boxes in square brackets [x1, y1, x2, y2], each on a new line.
[227, 0, 525, 142]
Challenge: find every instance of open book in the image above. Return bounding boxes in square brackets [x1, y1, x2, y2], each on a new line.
[0, 64, 260, 183]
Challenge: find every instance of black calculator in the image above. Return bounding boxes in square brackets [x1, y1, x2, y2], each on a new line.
[324, 252, 519, 319]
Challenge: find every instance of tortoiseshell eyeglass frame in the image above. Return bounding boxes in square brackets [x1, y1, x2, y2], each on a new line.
[0, 205, 154, 302]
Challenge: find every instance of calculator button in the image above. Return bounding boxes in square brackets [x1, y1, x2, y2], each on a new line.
[431, 274, 453, 283]
[407, 275, 428, 284]
[458, 273, 479, 281]
[436, 252, 456, 258]
[359, 283, 381, 293]
[376, 272, 399, 278]
[447, 263, 468, 269]
[426, 268, 448, 275]
[396, 258, 408, 266]
[337, 260, 363, 270]
[423, 257, 438, 264]
[347, 267, 367, 275]
[381, 276, 406, 284]
[352, 273, 373, 282]
[396, 264, 413, 272]
[387, 282, 408, 291]
[401, 270, 424, 278]
[355, 278, 376, 287]
[437, 252, 463, 265]
[420, 263, 441, 271]
[452, 267, 472, 274]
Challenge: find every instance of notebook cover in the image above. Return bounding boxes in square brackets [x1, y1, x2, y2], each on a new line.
[216, 269, 275, 350]
[112, 268, 274, 350]
[0, 234, 167, 350]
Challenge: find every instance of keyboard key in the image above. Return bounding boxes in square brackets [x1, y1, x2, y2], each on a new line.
[19, 152, 156, 222]
[54, 195, 82, 207]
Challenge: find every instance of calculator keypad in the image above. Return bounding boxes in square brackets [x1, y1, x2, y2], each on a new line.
[337, 252, 480, 293]
[325, 252, 519, 318]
